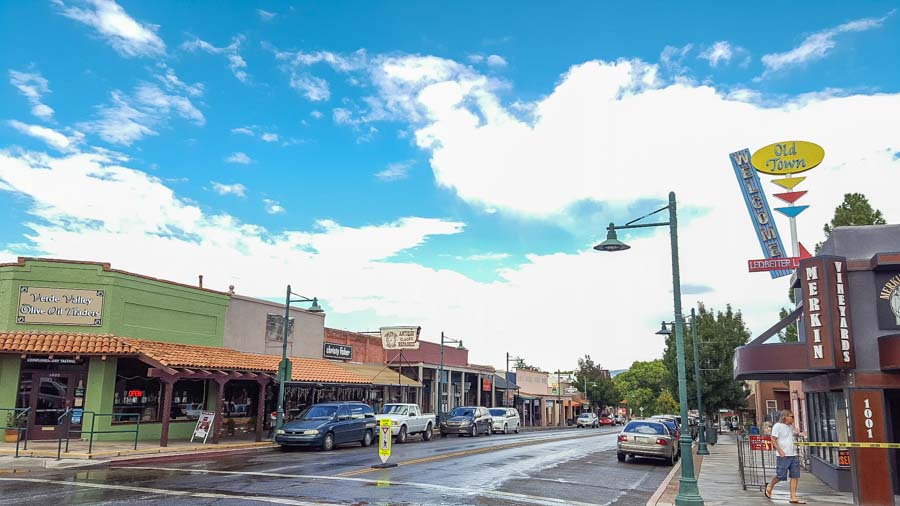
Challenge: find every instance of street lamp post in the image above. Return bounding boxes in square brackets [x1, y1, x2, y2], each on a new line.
[438, 333, 464, 423]
[275, 285, 323, 436]
[594, 191, 704, 506]
[505, 353, 522, 407]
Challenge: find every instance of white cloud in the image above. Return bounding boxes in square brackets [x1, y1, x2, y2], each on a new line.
[7, 120, 77, 151]
[225, 152, 253, 164]
[80, 82, 204, 145]
[261, 132, 279, 142]
[486, 54, 508, 67]
[760, 11, 894, 78]
[290, 75, 330, 101]
[310, 110, 323, 119]
[263, 198, 285, 214]
[182, 35, 249, 83]
[467, 55, 485, 64]
[375, 160, 414, 181]
[699, 41, 734, 67]
[210, 181, 247, 197]
[456, 252, 510, 261]
[53, 0, 166, 58]
[9, 70, 55, 120]
[267, 46, 370, 101]
[257, 9, 276, 21]
[156, 66, 204, 97]
[231, 126, 255, 136]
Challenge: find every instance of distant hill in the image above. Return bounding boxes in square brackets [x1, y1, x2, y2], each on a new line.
[610, 369, 627, 377]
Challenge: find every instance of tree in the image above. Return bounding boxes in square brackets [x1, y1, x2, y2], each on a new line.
[574, 355, 618, 409]
[613, 359, 667, 416]
[655, 390, 679, 415]
[777, 307, 799, 343]
[661, 303, 751, 416]
[816, 192, 886, 253]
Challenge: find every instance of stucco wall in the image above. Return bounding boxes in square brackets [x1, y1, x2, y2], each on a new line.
[516, 369, 551, 396]
[223, 295, 324, 358]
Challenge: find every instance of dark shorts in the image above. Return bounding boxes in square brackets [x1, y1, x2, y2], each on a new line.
[776, 455, 800, 480]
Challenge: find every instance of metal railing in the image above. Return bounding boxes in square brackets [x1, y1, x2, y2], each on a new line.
[736, 433, 810, 491]
[1, 407, 31, 457]
[57, 409, 141, 460]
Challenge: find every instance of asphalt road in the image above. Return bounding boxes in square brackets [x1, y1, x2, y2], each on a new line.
[0, 427, 672, 505]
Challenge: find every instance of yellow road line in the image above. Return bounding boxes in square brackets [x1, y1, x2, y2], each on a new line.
[336, 431, 610, 477]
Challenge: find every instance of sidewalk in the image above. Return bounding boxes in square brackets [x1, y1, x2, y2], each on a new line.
[649, 434, 853, 505]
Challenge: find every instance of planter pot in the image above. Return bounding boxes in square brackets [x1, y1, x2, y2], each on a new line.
[4, 429, 20, 443]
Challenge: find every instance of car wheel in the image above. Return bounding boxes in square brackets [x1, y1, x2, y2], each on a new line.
[321, 432, 335, 452]
[423, 423, 433, 441]
[617, 452, 626, 462]
[469, 424, 477, 437]
[515, 425, 520, 434]
[503, 424, 509, 435]
[361, 429, 373, 447]
[398, 425, 408, 444]
[668, 451, 677, 466]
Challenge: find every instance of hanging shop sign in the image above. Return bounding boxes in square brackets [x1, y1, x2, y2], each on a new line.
[25, 356, 85, 365]
[191, 411, 216, 443]
[323, 343, 353, 361]
[380, 326, 421, 350]
[17, 286, 105, 326]
[801, 256, 855, 370]
[751, 141, 824, 176]
[729, 149, 791, 279]
[876, 272, 900, 330]
[747, 257, 800, 272]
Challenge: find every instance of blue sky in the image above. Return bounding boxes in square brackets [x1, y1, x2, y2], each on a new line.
[1, 1, 898, 370]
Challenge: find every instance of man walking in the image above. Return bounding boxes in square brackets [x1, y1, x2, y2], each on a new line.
[765, 410, 804, 504]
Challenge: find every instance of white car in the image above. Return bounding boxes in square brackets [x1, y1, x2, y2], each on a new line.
[489, 407, 521, 434]
[577, 412, 599, 428]
[375, 403, 436, 443]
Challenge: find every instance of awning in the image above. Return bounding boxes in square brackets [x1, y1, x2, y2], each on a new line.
[492, 374, 520, 390]
[335, 362, 423, 388]
[516, 393, 538, 401]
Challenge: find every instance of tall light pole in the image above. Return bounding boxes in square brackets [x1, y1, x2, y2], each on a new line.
[438, 332, 464, 423]
[506, 353, 522, 407]
[275, 285, 323, 435]
[594, 191, 704, 506]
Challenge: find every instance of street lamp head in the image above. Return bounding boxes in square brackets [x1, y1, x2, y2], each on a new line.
[593, 223, 630, 252]
[655, 321, 672, 336]
[307, 297, 324, 313]
[456, 340, 465, 350]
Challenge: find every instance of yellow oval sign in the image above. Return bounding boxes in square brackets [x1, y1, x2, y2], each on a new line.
[751, 141, 824, 175]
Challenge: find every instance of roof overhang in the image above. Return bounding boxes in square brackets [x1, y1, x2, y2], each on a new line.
[733, 342, 821, 381]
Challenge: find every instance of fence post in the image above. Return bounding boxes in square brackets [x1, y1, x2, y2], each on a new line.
[88, 412, 96, 454]
[134, 416, 140, 450]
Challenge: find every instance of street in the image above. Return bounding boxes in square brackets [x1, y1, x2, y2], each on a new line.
[0, 428, 671, 505]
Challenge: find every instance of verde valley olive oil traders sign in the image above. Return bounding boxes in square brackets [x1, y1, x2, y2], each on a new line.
[17, 286, 105, 326]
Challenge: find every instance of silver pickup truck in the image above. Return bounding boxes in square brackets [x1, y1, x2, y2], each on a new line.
[375, 403, 436, 443]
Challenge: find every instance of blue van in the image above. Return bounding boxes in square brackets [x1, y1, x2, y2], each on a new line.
[275, 402, 377, 451]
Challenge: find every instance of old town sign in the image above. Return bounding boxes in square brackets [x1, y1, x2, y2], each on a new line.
[751, 141, 825, 176]
[17, 286, 105, 326]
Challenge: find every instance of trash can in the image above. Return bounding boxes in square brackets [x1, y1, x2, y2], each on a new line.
[705, 424, 718, 445]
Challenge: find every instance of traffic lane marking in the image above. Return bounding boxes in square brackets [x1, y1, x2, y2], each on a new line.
[336, 430, 616, 477]
[0, 477, 329, 505]
[113, 466, 601, 506]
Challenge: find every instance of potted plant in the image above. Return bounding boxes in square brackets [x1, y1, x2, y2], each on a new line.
[4, 412, 20, 443]
[225, 417, 236, 436]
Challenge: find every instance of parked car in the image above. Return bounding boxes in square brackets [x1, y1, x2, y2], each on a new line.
[489, 407, 521, 434]
[275, 402, 377, 451]
[617, 420, 677, 466]
[440, 406, 492, 437]
[599, 415, 615, 426]
[376, 403, 436, 443]
[576, 412, 599, 428]
[652, 417, 681, 456]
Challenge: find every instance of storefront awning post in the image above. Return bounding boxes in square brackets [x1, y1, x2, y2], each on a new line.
[159, 377, 176, 448]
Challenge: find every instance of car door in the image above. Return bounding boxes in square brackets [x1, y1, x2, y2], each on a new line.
[479, 408, 490, 433]
[508, 409, 519, 431]
[333, 405, 353, 443]
[348, 404, 367, 441]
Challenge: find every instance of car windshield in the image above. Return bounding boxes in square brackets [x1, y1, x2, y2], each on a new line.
[381, 405, 408, 415]
[489, 409, 507, 417]
[624, 421, 666, 435]
[450, 408, 474, 417]
[578, 413, 592, 418]
[299, 405, 338, 420]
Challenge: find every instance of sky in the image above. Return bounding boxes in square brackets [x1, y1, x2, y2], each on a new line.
[1, 1, 898, 372]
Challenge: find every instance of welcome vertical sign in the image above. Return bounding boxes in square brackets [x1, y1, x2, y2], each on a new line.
[730, 149, 791, 278]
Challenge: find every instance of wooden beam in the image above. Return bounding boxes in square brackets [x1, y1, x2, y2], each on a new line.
[148, 367, 182, 379]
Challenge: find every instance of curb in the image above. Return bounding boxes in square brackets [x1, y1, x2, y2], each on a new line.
[646, 459, 682, 506]
[110, 444, 277, 466]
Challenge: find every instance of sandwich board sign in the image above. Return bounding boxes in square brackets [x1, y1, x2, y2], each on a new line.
[190, 411, 216, 443]
[379, 418, 392, 463]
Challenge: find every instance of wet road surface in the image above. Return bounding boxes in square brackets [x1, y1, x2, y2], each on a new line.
[0, 427, 673, 505]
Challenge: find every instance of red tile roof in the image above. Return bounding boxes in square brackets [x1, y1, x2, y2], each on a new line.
[1, 332, 369, 384]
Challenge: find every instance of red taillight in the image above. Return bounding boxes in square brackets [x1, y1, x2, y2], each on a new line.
[657, 438, 668, 445]
[618, 434, 627, 442]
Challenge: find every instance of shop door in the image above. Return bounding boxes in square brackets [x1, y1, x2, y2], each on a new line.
[19, 373, 83, 440]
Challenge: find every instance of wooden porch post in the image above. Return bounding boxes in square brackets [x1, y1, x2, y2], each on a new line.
[212, 377, 228, 444]
[159, 377, 176, 448]
[255, 378, 268, 442]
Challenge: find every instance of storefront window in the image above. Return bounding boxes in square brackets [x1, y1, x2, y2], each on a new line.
[170, 379, 208, 421]
[114, 358, 161, 423]
[807, 391, 850, 467]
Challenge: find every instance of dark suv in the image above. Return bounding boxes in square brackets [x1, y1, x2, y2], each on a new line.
[440, 406, 492, 437]
[275, 402, 377, 451]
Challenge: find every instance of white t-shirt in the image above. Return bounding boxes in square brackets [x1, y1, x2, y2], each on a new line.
[771, 422, 796, 457]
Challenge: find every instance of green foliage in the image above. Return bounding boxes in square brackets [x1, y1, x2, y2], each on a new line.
[225, 417, 236, 435]
[574, 355, 618, 409]
[815, 192, 886, 253]
[661, 303, 751, 416]
[778, 307, 799, 343]
[655, 390, 679, 415]
[613, 359, 668, 416]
